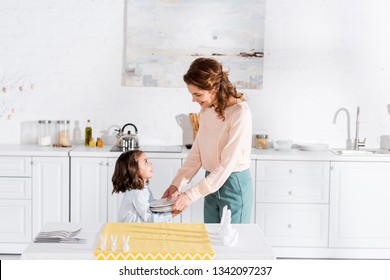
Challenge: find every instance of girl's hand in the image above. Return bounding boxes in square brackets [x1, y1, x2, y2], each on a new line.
[162, 185, 180, 200]
[172, 193, 192, 212]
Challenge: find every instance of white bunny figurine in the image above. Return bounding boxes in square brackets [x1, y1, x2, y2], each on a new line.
[224, 209, 232, 231]
[220, 208, 239, 246]
[110, 234, 118, 251]
[100, 234, 108, 251]
[218, 205, 228, 237]
[222, 227, 238, 246]
[122, 235, 130, 252]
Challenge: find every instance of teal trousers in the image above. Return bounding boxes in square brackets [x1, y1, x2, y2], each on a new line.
[204, 169, 253, 224]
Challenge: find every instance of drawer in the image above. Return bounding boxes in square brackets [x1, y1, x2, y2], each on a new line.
[256, 203, 328, 247]
[256, 161, 330, 181]
[0, 157, 31, 177]
[256, 181, 329, 203]
[0, 200, 32, 243]
[0, 178, 32, 199]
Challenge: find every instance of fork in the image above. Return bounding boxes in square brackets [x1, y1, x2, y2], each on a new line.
[36, 228, 82, 238]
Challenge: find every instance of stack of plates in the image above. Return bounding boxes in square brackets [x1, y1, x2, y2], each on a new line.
[298, 143, 329, 151]
[150, 197, 177, 213]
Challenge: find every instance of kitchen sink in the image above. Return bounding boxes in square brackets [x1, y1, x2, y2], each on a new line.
[330, 149, 380, 155]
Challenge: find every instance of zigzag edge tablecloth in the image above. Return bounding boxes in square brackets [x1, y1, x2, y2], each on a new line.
[94, 223, 215, 260]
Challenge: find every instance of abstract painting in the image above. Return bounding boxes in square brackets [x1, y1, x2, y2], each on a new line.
[123, 0, 266, 89]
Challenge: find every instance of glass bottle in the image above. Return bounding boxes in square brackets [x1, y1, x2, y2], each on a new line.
[89, 137, 95, 147]
[85, 119, 92, 146]
[37, 120, 52, 146]
[72, 120, 81, 145]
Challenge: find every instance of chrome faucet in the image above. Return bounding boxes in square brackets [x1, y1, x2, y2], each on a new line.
[353, 106, 366, 150]
[333, 108, 353, 150]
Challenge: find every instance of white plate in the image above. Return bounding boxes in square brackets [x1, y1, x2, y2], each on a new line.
[149, 197, 176, 208]
[150, 205, 172, 212]
[298, 143, 329, 151]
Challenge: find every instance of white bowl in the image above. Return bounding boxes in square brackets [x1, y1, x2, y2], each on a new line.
[273, 140, 293, 151]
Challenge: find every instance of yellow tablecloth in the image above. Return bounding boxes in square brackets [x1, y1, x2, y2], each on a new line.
[94, 223, 215, 260]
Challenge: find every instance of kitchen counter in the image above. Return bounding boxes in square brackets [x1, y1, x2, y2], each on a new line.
[69, 145, 186, 158]
[0, 144, 74, 156]
[251, 148, 390, 161]
[1, 144, 390, 161]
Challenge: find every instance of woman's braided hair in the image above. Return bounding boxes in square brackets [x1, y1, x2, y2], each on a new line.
[183, 57, 244, 120]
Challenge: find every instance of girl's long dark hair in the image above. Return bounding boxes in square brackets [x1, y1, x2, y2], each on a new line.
[112, 150, 146, 194]
[183, 57, 244, 120]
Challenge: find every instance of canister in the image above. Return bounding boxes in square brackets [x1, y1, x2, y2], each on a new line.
[56, 120, 71, 147]
[255, 134, 268, 149]
[37, 120, 52, 146]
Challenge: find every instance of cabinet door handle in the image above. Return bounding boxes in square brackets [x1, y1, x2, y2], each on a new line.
[289, 169, 293, 174]
[107, 162, 114, 166]
[287, 224, 293, 228]
[288, 190, 293, 196]
[100, 161, 107, 166]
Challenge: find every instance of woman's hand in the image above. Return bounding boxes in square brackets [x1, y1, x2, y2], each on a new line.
[172, 193, 192, 212]
[171, 210, 181, 217]
[162, 185, 180, 201]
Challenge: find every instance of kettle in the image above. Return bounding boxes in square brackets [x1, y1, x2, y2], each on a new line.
[116, 123, 140, 150]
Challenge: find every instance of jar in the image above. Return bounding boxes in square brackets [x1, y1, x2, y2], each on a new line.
[255, 134, 268, 149]
[37, 120, 52, 146]
[56, 120, 71, 147]
[96, 137, 103, 148]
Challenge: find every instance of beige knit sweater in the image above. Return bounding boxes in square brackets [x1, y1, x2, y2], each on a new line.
[171, 101, 252, 202]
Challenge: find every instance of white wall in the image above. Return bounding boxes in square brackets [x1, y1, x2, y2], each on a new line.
[1, 0, 390, 148]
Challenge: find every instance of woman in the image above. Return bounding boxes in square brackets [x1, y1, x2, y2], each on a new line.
[162, 57, 253, 223]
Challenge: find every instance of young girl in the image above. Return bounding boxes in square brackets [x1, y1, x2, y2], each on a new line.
[112, 150, 179, 223]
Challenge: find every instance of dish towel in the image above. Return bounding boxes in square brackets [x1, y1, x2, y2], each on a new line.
[94, 223, 215, 260]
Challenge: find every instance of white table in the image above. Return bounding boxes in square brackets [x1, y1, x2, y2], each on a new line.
[21, 223, 275, 260]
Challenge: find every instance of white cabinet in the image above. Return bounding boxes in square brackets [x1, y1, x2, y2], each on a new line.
[71, 157, 114, 223]
[256, 203, 328, 247]
[31, 156, 70, 237]
[329, 161, 390, 248]
[0, 155, 70, 253]
[71, 156, 182, 223]
[0, 156, 32, 252]
[256, 160, 330, 247]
